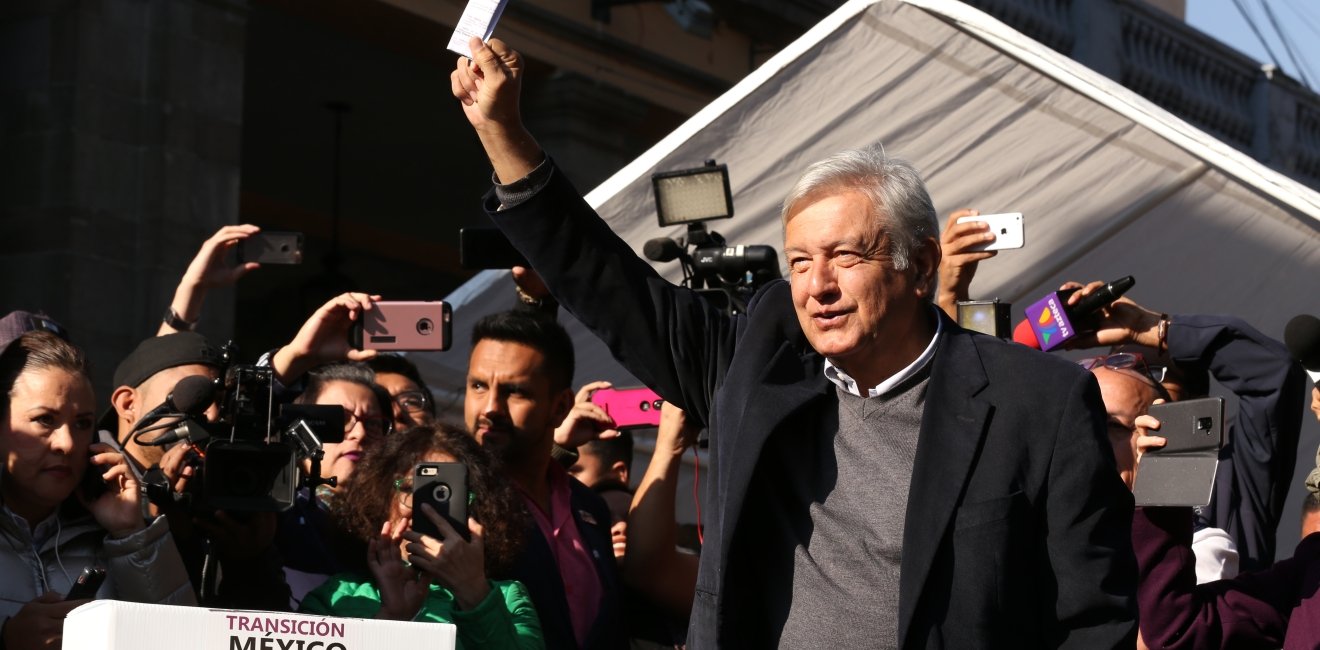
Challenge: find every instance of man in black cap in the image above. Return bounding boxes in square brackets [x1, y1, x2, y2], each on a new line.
[104, 331, 225, 478]
[101, 332, 290, 609]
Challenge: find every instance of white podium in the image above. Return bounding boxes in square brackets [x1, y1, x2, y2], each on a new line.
[63, 601, 455, 650]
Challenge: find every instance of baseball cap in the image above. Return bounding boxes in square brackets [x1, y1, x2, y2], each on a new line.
[0, 311, 69, 354]
[111, 332, 226, 390]
[100, 332, 225, 434]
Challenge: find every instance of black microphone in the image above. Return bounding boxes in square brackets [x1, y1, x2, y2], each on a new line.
[643, 237, 685, 263]
[131, 374, 217, 435]
[1284, 314, 1320, 384]
[1013, 275, 1136, 350]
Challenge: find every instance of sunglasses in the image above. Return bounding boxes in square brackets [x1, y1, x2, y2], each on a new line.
[1077, 352, 1172, 400]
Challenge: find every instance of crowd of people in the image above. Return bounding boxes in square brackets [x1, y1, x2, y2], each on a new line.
[2, 34, 1319, 650]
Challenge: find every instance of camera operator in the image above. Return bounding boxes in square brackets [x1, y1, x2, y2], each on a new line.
[1060, 281, 1306, 575]
[101, 332, 291, 609]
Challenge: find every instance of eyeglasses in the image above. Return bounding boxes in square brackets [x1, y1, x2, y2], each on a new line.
[394, 477, 415, 506]
[1077, 352, 1171, 398]
[393, 390, 431, 415]
[345, 410, 391, 437]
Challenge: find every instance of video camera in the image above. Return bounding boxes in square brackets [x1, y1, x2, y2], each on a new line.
[130, 342, 343, 513]
[642, 160, 781, 314]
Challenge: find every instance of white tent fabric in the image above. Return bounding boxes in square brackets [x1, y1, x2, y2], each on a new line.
[418, 0, 1320, 408]
[413, 0, 1320, 532]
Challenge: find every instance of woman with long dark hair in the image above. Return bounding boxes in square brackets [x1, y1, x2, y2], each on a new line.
[300, 424, 543, 649]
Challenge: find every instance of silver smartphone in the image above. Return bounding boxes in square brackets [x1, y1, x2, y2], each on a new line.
[956, 213, 1024, 251]
[1132, 397, 1224, 507]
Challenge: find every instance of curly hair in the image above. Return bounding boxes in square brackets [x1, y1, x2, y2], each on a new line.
[331, 424, 526, 576]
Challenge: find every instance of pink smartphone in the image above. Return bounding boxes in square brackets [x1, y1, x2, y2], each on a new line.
[353, 301, 452, 351]
[590, 387, 664, 429]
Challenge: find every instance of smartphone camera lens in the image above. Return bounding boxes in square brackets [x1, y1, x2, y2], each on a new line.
[1196, 417, 1213, 433]
[417, 318, 435, 335]
[652, 399, 664, 410]
[639, 401, 650, 412]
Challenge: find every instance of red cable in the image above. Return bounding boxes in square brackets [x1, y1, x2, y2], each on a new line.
[692, 444, 703, 546]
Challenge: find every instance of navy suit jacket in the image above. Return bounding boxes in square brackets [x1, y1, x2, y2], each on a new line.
[489, 168, 1137, 649]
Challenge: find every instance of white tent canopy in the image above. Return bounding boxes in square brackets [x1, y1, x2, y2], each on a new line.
[414, 0, 1320, 540]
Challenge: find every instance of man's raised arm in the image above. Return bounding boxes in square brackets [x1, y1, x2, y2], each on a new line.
[451, 37, 544, 184]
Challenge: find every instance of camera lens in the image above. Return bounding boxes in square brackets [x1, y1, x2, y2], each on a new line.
[640, 401, 650, 411]
[417, 318, 434, 335]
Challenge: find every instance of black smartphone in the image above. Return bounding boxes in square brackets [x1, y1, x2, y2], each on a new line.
[65, 565, 106, 600]
[237, 232, 304, 265]
[412, 462, 469, 542]
[459, 227, 528, 270]
[80, 455, 108, 502]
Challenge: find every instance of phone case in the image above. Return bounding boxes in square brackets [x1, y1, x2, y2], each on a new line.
[591, 387, 664, 429]
[413, 462, 469, 541]
[237, 232, 304, 264]
[357, 301, 452, 352]
[1132, 397, 1224, 507]
[956, 213, 1024, 251]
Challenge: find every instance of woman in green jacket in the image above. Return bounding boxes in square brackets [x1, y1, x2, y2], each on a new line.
[300, 424, 543, 650]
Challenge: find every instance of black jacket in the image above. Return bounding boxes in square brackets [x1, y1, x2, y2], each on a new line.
[489, 168, 1137, 649]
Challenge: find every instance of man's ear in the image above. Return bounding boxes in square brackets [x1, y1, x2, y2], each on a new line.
[610, 460, 629, 485]
[110, 385, 137, 427]
[912, 236, 942, 298]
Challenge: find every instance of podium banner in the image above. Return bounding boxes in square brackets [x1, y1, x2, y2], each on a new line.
[63, 601, 455, 650]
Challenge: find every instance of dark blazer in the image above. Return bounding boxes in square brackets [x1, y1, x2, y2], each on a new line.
[507, 475, 625, 650]
[489, 168, 1137, 649]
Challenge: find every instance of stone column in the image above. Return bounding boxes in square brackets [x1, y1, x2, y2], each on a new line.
[0, 0, 248, 392]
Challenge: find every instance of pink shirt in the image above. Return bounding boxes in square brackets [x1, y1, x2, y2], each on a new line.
[521, 462, 603, 647]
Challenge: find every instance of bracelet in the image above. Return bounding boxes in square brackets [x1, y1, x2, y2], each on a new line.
[515, 285, 543, 308]
[1156, 314, 1170, 353]
[162, 307, 196, 332]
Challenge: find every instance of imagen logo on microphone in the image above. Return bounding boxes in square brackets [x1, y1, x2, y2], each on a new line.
[1036, 309, 1059, 345]
[1025, 293, 1074, 351]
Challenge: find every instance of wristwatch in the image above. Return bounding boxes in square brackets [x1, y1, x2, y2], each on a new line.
[162, 308, 196, 332]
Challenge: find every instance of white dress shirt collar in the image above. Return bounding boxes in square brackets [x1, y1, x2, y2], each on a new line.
[823, 305, 943, 398]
